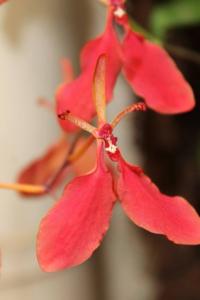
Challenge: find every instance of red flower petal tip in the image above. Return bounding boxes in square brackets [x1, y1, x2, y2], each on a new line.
[122, 30, 195, 114]
[37, 144, 116, 271]
[118, 158, 200, 245]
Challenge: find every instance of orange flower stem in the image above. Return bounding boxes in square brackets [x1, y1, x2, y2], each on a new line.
[0, 182, 45, 194]
[0, 133, 94, 195]
[45, 135, 95, 191]
[68, 135, 95, 163]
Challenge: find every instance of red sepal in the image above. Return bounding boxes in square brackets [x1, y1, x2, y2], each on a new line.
[117, 156, 200, 245]
[56, 11, 122, 132]
[122, 29, 195, 114]
[37, 143, 116, 271]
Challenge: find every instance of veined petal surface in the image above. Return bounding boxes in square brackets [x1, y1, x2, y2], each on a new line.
[117, 157, 200, 245]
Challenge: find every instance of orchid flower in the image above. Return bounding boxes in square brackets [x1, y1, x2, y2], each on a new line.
[37, 55, 200, 272]
[57, 0, 195, 132]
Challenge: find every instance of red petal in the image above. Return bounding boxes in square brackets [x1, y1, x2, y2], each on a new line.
[72, 138, 96, 176]
[60, 58, 74, 83]
[117, 157, 200, 244]
[101, 0, 125, 5]
[56, 12, 122, 132]
[122, 29, 195, 114]
[110, 0, 125, 5]
[17, 136, 69, 196]
[37, 143, 116, 271]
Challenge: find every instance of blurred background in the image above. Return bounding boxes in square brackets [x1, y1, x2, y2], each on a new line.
[0, 0, 200, 299]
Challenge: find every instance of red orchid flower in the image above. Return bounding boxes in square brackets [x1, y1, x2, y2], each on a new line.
[37, 55, 200, 272]
[57, 0, 195, 132]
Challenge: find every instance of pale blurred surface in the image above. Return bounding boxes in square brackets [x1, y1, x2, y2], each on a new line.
[0, 0, 156, 299]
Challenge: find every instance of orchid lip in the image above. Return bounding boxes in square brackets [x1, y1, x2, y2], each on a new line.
[105, 138, 118, 153]
[113, 7, 126, 18]
[97, 123, 119, 158]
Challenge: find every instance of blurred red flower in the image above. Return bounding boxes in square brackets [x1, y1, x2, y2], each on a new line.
[0, 0, 7, 4]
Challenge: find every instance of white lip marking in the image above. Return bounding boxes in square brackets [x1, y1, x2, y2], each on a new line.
[114, 7, 126, 18]
[105, 139, 117, 153]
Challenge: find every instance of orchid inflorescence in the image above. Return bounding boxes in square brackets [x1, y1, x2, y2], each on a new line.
[0, 0, 200, 272]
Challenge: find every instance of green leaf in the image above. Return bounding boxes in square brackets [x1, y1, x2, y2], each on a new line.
[150, 0, 200, 38]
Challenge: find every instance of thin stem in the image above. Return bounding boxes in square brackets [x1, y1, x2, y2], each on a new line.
[0, 134, 94, 195]
[164, 43, 200, 65]
[0, 183, 45, 194]
[58, 110, 97, 136]
[93, 54, 107, 126]
[68, 135, 95, 163]
[111, 102, 146, 128]
[45, 134, 94, 190]
[45, 159, 70, 192]
[130, 19, 160, 44]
